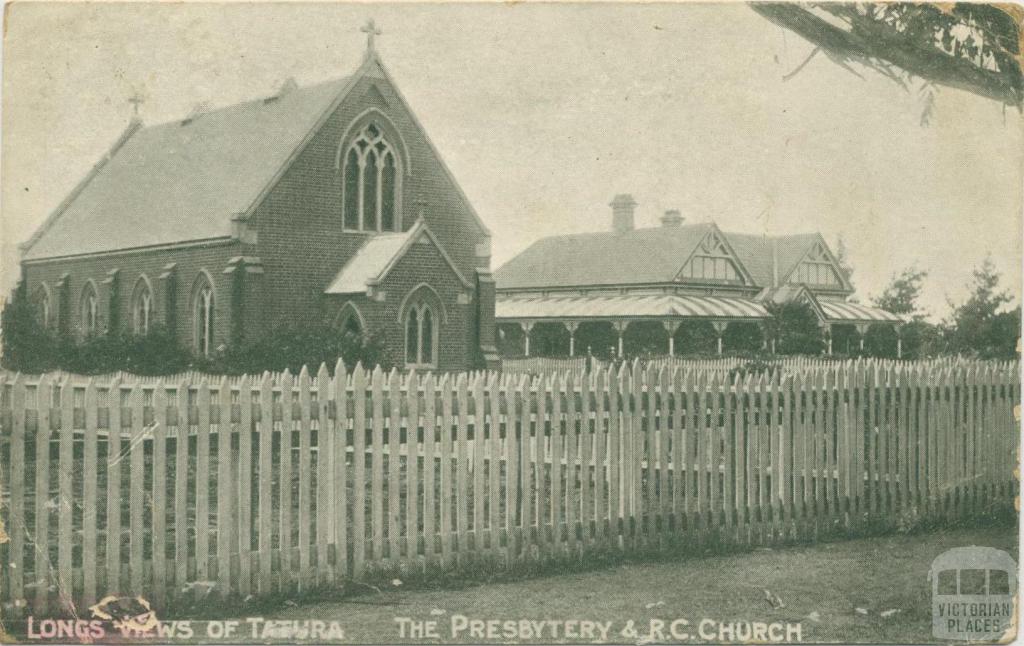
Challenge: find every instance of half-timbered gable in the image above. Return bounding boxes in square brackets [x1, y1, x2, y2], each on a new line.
[495, 194, 902, 357]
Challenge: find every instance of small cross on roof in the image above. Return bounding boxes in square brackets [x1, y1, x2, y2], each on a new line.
[361, 19, 382, 55]
[127, 92, 145, 117]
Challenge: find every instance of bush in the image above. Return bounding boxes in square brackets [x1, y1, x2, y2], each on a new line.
[207, 324, 392, 375]
[1, 280, 60, 372]
[2, 280, 389, 376]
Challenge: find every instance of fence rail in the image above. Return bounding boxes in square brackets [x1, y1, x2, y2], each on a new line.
[0, 359, 1018, 617]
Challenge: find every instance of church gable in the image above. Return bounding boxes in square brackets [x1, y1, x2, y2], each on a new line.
[785, 238, 849, 290]
[676, 228, 751, 285]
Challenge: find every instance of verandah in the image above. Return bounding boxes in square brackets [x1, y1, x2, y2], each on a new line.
[0, 358, 1017, 617]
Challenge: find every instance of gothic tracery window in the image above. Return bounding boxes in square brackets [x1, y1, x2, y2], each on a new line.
[343, 122, 399, 232]
[405, 301, 436, 368]
[132, 278, 154, 335]
[80, 282, 99, 337]
[192, 275, 215, 356]
[34, 285, 51, 329]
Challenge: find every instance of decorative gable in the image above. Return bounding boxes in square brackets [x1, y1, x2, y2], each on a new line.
[677, 229, 746, 284]
[788, 240, 845, 288]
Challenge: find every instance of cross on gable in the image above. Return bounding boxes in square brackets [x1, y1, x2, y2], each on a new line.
[361, 19, 382, 55]
[127, 92, 145, 117]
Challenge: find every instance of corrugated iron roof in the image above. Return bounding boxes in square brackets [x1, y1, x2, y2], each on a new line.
[496, 293, 769, 320]
[494, 223, 714, 290]
[494, 223, 823, 291]
[22, 76, 355, 261]
[820, 300, 905, 323]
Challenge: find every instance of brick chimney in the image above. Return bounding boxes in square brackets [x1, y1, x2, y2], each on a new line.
[661, 209, 684, 227]
[610, 194, 637, 233]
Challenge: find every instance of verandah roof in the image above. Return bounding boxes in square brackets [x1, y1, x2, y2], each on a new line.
[496, 293, 770, 321]
[820, 300, 905, 324]
[495, 292, 903, 326]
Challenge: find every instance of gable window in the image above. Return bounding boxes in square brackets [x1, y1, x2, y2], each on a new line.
[343, 122, 400, 232]
[132, 278, 154, 335]
[790, 242, 842, 287]
[679, 232, 742, 283]
[80, 282, 99, 337]
[192, 275, 215, 356]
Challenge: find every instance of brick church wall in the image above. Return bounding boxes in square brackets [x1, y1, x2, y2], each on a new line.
[21, 240, 250, 351]
[251, 65, 489, 368]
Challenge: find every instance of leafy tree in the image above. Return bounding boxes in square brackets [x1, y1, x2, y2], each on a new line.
[873, 266, 928, 319]
[765, 300, 825, 355]
[752, 3, 1023, 109]
[870, 265, 940, 359]
[943, 256, 1020, 359]
[834, 234, 855, 290]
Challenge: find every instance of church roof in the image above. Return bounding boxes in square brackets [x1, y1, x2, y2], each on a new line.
[324, 219, 471, 295]
[494, 223, 827, 291]
[22, 76, 355, 261]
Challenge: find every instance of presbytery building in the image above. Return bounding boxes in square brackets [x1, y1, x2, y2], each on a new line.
[494, 194, 904, 358]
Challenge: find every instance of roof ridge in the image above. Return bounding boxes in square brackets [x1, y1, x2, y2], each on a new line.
[141, 75, 351, 131]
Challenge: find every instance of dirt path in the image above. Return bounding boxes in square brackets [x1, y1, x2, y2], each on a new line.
[246, 525, 1016, 644]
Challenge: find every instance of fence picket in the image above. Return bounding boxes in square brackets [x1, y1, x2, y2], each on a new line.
[217, 379, 234, 596]
[129, 382, 145, 597]
[408, 372, 422, 566]
[33, 375, 51, 614]
[516, 375, 530, 556]
[9, 376, 25, 609]
[238, 375, 254, 595]
[388, 370, 402, 564]
[314, 366, 330, 586]
[150, 381, 166, 606]
[2, 358, 1017, 617]
[439, 375, 454, 567]
[58, 378, 74, 607]
[456, 374, 470, 563]
[258, 373, 273, 593]
[422, 373, 437, 567]
[278, 371, 294, 590]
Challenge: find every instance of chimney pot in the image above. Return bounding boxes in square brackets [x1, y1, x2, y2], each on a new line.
[661, 209, 684, 227]
[610, 194, 637, 233]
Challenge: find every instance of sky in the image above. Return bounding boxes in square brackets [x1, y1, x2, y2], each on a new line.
[2, 2, 1021, 320]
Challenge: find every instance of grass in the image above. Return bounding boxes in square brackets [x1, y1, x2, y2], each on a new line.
[243, 523, 1017, 644]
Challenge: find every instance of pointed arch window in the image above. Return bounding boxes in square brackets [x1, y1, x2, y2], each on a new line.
[34, 285, 51, 329]
[342, 122, 400, 232]
[132, 278, 154, 335]
[192, 275, 215, 356]
[80, 282, 99, 337]
[405, 301, 437, 368]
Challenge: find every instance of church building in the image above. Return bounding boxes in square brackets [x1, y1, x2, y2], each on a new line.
[18, 25, 500, 372]
[494, 195, 904, 358]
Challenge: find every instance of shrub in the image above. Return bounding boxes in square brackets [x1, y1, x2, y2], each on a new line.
[203, 323, 392, 375]
[1, 280, 60, 372]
